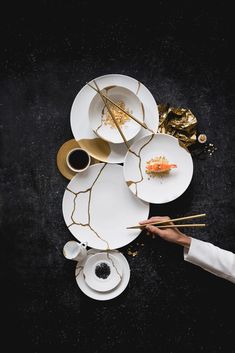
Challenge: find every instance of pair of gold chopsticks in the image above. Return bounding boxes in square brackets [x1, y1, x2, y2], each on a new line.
[87, 80, 148, 148]
[126, 213, 207, 229]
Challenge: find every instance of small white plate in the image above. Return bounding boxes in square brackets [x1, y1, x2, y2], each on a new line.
[123, 133, 193, 204]
[62, 163, 149, 250]
[75, 250, 130, 301]
[83, 253, 122, 292]
[70, 74, 159, 163]
[89, 86, 143, 144]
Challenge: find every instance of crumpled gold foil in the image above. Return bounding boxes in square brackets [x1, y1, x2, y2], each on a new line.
[158, 104, 197, 147]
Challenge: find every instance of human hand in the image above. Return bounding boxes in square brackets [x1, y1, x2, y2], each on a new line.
[139, 216, 191, 248]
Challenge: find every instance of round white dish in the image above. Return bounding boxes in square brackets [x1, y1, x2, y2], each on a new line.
[62, 163, 149, 250]
[70, 74, 159, 163]
[75, 249, 130, 301]
[123, 133, 193, 204]
[83, 252, 122, 292]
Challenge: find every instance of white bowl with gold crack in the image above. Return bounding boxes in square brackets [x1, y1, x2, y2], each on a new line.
[89, 86, 143, 144]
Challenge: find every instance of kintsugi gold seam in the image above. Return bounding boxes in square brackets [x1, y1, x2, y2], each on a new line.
[95, 102, 106, 135]
[76, 265, 84, 278]
[66, 164, 110, 249]
[106, 252, 122, 280]
[127, 134, 154, 196]
[136, 83, 155, 134]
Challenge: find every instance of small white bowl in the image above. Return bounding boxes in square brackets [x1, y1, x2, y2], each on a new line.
[89, 86, 143, 144]
[83, 253, 123, 292]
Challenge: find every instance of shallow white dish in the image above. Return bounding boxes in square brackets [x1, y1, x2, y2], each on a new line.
[123, 133, 193, 204]
[89, 86, 143, 144]
[83, 252, 122, 292]
[70, 74, 159, 163]
[75, 249, 130, 301]
[62, 163, 149, 250]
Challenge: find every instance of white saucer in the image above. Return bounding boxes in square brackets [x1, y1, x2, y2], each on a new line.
[83, 253, 122, 292]
[75, 249, 130, 300]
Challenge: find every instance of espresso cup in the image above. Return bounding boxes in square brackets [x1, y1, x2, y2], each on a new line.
[63, 240, 88, 263]
[66, 148, 91, 172]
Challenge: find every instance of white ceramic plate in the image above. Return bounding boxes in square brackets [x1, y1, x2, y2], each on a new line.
[76, 250, 130, 301]
[83, 253, 122, 292]
[89, 86, 143, 144]
[62, 163, 149, 250]
[70, 74, 159, 163]
[123, 133, 193, 204]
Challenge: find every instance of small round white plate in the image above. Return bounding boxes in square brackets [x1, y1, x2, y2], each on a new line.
[83, 253, 122, 292]
[75, 250, 130, 301]
[89, 86, 143, 144]
[123, 133, 193, 204]
[70, 74, 159, 163]
[62, 163, 149, 250]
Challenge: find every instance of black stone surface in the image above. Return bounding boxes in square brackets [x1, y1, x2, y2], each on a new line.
[1, 1, 235, 352]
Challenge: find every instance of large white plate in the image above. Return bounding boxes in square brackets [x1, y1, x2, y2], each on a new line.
[75, 249, 130, 301]
[70, 74, 159, 163]
[62, 163, 149, 249]
[123, 133, 193, 204]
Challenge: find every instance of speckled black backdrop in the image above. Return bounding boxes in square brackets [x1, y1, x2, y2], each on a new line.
[1, 1, 235, 352]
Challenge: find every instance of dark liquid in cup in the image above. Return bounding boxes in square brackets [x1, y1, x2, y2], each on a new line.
[68, 149, 89, 170]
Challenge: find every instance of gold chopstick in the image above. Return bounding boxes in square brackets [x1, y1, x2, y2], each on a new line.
[93, 80, 130, 149]
[126, 213, 206, 229]
[87, 82, 148, 130]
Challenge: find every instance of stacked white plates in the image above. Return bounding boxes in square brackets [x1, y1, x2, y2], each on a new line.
[75, 249, 130, 300]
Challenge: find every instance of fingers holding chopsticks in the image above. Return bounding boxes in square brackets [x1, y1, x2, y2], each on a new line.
[139, 216, 173, 226]
[140, 216, 192, 247]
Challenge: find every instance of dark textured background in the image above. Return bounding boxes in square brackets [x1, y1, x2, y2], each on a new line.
[1, 1, 235, 352]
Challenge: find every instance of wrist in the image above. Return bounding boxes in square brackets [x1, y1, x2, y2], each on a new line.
[177, 234, 191, 248]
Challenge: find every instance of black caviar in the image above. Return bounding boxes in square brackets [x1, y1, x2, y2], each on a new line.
[95, 262, 110, 279]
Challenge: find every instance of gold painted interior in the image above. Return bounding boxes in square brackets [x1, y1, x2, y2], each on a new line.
[78, 138, 111, 162]
[56, 139, 99, 180]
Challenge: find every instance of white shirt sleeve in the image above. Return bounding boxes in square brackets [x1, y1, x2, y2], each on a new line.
[184, 238, 235, 284]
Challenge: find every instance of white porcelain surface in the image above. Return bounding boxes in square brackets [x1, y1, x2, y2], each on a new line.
[75, 249, 130, 300]
[89, 86, 143, 144]
[70, 74, 159, 163]
[62, 163, 149, 250]
[63, 240, 87, 262]
[123, 133, 193, 204]
[83, 253, 122, 292]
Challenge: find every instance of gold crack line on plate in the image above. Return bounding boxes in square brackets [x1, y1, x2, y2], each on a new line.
[75, 265, 84, 278]
[95, 98, 107, 135]
[136, 82, 155, 134]
[66, 164, 110, 249]
[127, 134, 154, 196]
[106, 252, 122, 280]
